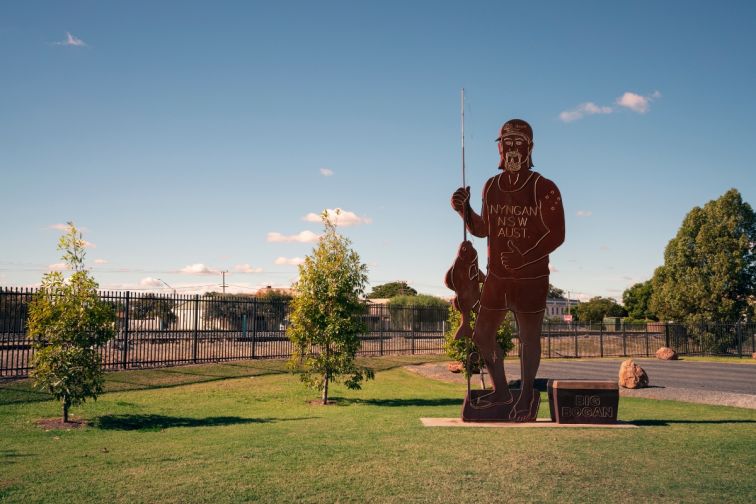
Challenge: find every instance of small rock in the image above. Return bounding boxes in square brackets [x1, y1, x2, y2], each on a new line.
[447, 362, 464, 373]
[618, 359, 649, 389]
[655, 347, 678, 360]
[752, 352, 756, 360]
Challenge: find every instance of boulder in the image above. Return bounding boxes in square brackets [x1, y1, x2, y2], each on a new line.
[447, 362, 464, 373]
[655, 347, 678, 360]
[618, 359, 649, 389]
[752, 352, 756, 360]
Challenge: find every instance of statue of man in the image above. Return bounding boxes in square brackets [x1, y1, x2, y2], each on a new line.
[451, 119, 565, 421]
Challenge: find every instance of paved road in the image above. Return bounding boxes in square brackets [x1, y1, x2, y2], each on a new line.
[526, 359, 756, 395]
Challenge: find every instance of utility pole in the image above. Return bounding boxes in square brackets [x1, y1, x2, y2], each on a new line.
[158, 278, 176, 295]
[221, 271, 228, 294]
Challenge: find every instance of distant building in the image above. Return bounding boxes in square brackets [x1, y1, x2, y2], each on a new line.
[545, 297, 580, 320]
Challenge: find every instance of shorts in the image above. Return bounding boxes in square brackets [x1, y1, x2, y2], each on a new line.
[480, 275, 548, 313]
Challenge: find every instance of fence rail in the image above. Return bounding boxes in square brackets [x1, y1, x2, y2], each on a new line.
[2, 287, 754, 379]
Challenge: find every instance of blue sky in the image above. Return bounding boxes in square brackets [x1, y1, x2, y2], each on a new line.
[1, 1, 755, 301]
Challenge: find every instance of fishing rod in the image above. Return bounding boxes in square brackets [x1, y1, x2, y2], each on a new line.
[461, 88, 467, 242]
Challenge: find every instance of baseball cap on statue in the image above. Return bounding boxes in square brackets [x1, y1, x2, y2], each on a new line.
[495, 119, 533, 142]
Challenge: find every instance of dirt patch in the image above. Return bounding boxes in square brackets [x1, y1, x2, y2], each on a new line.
[34, 417, 88, 430]
[405, 362, 468, 384]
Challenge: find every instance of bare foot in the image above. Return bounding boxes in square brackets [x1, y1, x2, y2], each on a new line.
[509, 390, 536, 422]
[475, 388, 514, 408]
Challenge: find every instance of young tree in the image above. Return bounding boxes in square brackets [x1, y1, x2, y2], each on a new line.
[650, 189, 755, 325]
[287, 212, 373, 404]
[444, 307, 513, 379]
[27, 222, 115, 422]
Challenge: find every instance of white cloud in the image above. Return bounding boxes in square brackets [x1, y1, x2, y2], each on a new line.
[320, 168, 334, 176]
[576, 210, 593, 217]
[48, 263, 68, 271]
[559, 102, 613, 122]
[234, 263, 263, 273]
[139, 277, 163, 287]
[82, 240, 96, 249]
[275, 257, 305, 266]
[179, 263, 218, 275]
[54, 32, 87, 47]
[302, 208, 372, 227]
[548, 263, 559, 273]
[94, 259, 108, 265]
[266, 230, 320, 243]
[615, 90, 661, 114]
[49, 223, 69, 231]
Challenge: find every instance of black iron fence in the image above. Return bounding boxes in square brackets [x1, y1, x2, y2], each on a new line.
[0, 288, 448, 379]
[2, 287, 754, 379]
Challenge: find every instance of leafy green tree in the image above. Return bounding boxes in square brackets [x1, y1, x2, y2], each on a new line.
[256, 288, 293, 303]
[287, 212, 373, 404]
[204, 293, 255, 330]
[26, 222, 115, 423]
[622, 280, 657, 321]
[650, 189, 755, 326]
[130, 294, 177, 329]
[547, 284, 566, 299]
[387, 294, 449, 331]
[444, 306, 514, 378]
[574, 296, 627, 323]
[387, 294, 449, 308]
[367, 281, 417, 298]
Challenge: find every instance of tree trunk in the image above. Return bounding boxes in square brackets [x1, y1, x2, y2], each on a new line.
[63, 397, 70, 423]
[322, 342, 330, 405]
[322, 373, 329, 405]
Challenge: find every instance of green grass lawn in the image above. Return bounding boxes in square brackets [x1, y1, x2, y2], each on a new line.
[1, 356, 754, 503]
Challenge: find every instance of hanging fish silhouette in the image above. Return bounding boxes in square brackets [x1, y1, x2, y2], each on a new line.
[445, 240, 485, 341]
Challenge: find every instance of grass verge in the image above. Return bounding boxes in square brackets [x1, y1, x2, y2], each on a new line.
[1, 356, 754, 503]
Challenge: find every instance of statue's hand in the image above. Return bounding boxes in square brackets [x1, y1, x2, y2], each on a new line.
[500, 241, 525, 270]
[451, 186, 470, 213]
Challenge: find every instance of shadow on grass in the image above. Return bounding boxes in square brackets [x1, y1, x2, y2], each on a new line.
[331, 397, 461, 407]
[0, 384, 52, 406]
[631, 419, 756, 426]
[93, 414, 316, 431]
[0, 450, 34, 462]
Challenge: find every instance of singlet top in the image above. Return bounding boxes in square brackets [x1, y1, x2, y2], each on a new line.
[482, 170, 551, 279]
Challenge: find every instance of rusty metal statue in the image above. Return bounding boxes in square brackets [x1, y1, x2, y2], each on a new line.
[449, 116, 566, 422]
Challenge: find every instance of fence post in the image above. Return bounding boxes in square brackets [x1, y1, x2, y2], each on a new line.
[379, 305, 385, 357]
[665, 323, 670, 348]
[599, 322, 604, 358]
[192, 294, 199, 363]
[251, 299, 257, 359]
[122, 291, 130, 369]
[622, 323, 627, 357]
[574, 323, 578, 358]
[411, 307, 416, 355]
[736, 322, 742, 358]
[645, 323, 650, 357]
[547, 320, 551, 359]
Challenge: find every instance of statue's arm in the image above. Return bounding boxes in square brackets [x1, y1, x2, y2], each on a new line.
[522, 177, 565, 262]
[450, 185, 488, 238]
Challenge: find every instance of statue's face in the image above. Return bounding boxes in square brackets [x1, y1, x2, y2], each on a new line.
[498, 134, 531, 172]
